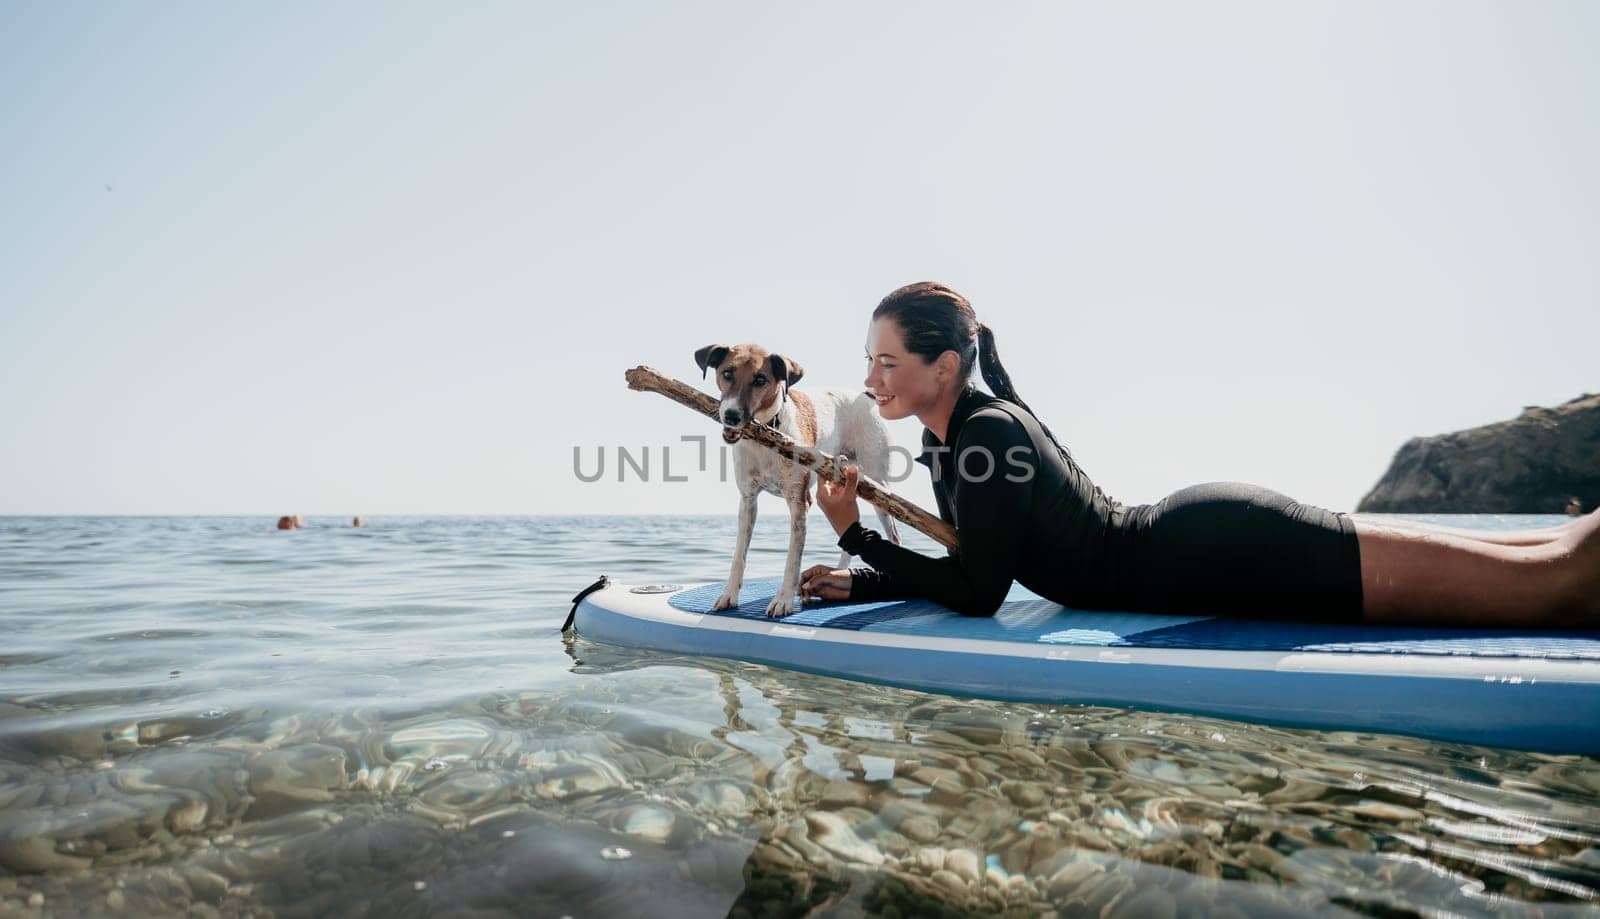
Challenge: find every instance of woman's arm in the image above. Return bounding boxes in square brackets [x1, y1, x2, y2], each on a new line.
[837, 468, 958, 602]
[839, 527, 957, 600]
[838, 411, 1035, 617]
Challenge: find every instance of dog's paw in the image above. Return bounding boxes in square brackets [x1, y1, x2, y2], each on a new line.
[765, 595, 796, 618]
[712, 590, 740, 612]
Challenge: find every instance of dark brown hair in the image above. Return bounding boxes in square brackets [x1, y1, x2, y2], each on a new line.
[872, 282, 1069, 458]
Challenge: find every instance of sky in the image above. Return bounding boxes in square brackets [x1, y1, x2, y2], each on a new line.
[1, 1, 1595, 517]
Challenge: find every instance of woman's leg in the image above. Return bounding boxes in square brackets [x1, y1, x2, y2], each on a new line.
[1347, 513, 1582, 547]
[1355, 510, 1600, 627]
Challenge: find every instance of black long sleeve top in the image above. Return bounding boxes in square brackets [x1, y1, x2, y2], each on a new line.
[837, 384, 1127, 617]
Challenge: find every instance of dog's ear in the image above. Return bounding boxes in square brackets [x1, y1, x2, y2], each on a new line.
[769, 353, 804, 388]
[694, 344, 731, 380]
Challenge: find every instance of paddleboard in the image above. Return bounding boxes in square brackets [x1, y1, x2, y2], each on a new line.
[570, 575, 1600, 754]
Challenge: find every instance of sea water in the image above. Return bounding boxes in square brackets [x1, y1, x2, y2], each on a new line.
[0, 515, 1595, 917]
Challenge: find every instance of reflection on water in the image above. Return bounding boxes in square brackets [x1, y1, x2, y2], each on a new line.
[0, 515, 1596, 916]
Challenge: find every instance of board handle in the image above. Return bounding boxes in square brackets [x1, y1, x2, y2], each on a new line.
[561, 574, 611, 633]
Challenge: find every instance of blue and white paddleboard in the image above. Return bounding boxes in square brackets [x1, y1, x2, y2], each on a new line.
[572, 576, 1600, 754]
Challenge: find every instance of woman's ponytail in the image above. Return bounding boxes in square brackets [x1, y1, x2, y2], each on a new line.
[976, 323, 1072, 461]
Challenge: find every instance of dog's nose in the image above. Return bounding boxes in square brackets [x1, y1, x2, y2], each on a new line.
[723, 410, 743, 426]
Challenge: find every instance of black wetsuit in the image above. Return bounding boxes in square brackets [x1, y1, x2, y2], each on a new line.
[839, 384, 1364, 621]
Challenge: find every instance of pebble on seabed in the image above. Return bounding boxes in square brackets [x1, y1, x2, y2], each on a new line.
[943, 848, 981, 884]
[805, 811, 886, 867]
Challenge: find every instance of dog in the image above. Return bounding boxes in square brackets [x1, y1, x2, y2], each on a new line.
[695, 343, 902, 618]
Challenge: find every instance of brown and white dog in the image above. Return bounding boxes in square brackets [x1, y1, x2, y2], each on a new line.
[695, 343, 902, 618]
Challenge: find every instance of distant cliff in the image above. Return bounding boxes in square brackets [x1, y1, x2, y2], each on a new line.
[1358, 393, 1600, 513]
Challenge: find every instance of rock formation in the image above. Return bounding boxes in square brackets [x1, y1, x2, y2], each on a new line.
[1358, 393, 1600, 513]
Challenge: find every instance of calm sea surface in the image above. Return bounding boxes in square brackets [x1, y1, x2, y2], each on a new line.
[0, 515, 1596, 918]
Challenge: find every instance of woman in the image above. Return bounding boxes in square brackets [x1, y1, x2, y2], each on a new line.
[798, 282, 1599, 627]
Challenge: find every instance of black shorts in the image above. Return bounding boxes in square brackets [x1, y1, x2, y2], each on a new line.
[1112, 482, 1365, 622]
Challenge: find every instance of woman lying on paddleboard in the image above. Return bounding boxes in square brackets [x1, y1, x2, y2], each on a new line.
[798, 282, 1600, 627]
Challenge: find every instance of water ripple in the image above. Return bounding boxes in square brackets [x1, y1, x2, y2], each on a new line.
[0, 514, 1594, 915]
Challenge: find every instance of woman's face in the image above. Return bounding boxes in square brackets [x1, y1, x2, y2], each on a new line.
[863, 317, 953, 421]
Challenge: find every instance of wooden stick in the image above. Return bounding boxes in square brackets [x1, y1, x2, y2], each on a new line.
[624, 365, 959, 550]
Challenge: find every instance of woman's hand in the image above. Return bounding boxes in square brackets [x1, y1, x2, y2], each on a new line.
[816, 464, 863, 535]
[799, 565, 852, 602]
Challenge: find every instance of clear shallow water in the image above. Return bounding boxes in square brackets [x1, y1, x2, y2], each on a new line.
[0, 514, 1596, 918]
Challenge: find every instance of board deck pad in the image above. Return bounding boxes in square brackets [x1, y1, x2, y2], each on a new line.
[666, 578, 1600, 658]
[575, 576, 1600, 754]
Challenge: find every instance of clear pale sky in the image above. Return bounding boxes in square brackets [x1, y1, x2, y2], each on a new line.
[2, 2, 1595, 517]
